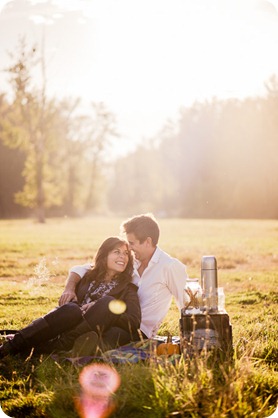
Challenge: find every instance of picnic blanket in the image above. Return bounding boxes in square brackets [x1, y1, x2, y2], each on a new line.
[51, 336, 181, 366]
[0, 330, 181, 366]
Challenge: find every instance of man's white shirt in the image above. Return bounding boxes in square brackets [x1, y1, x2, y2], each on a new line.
[70, 246, 188, 338]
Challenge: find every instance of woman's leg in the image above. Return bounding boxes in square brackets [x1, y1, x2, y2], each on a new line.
[83, 296, 140, 352]
[43, 295, 139, 354]
[83, 296, 119, 332]
[46, 296, 118, 353]
[49, 296, 131, 354]
[0, 302, 82, 357]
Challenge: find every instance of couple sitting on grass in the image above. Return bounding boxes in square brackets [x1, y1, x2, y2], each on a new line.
[0, 213, 188, 359]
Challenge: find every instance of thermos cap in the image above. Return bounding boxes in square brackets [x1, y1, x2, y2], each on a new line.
[201, 255, 217, 270]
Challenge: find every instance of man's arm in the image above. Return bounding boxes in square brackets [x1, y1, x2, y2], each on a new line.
[166, 260, 188, 310]
[59, 263, 91, 306]
[59, 272, 81, 306]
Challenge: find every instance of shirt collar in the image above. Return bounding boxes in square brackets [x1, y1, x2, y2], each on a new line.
[150, 246, 161, 263]
[134, 246, 161, 270]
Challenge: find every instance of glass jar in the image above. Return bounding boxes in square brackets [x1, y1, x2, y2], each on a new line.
[182, 278, 203, 314]
[217, 287, 226, 312]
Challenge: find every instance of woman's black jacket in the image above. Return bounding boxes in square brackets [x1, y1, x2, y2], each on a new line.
[75, 274, 141, 334]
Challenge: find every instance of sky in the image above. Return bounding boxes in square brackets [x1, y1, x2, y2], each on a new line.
[1, 0, 278, 157]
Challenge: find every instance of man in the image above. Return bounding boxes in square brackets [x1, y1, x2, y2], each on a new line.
[60, 213, 188, 339]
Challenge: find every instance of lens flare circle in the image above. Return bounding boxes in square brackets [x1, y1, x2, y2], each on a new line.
[108, 299, 126, 315]
[79, 364, 121, 397]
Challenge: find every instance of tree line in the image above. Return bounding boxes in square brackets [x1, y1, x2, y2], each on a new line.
[0, 39, 277, 221]
[0, 38, 118, 222]
[109, 82, 278, 219]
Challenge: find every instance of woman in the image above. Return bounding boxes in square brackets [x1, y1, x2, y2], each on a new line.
[0, 237, 141, 358]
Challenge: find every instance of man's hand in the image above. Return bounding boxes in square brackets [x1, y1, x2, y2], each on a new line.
[59, 271, 82, 306]
[59, 291, 78, 306]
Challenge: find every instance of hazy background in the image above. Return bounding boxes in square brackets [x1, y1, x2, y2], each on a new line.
[0, 0, 278, 220]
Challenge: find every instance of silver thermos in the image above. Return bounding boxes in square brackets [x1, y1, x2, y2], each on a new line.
[201, 255, 218, 312]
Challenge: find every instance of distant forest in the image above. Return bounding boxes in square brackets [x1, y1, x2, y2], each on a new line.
[0, 41, 277, 220]
[109, 83, 278, 219]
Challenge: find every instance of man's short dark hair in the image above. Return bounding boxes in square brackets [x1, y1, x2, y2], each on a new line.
[121, 213, 160, 246]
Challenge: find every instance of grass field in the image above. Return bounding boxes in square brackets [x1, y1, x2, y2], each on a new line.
[0, 217, 277, 417]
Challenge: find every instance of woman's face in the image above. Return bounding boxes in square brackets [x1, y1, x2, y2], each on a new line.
[106, 243, 130, 276]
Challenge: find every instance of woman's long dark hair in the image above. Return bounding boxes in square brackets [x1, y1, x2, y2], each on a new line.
[84, 237, 133, 284]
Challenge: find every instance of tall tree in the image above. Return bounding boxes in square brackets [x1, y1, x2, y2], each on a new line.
[0, 93, 28, 218]
[81, 102, 119, 213]
[3, 37, 59, 222]
[54, 100, 119, 216]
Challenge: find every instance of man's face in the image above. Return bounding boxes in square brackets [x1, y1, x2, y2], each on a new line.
[126, 233, 150, 262]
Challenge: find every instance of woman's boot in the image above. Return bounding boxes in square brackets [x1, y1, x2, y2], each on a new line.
[0, 302, 82, 358]
[0, 317, 49, 358]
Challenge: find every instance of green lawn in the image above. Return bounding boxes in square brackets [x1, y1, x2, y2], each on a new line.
[0, 217, 277, 417]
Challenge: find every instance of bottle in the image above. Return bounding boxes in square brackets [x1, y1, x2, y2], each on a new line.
[217, 287, 226, 312]
[201, 256, 218, 312]
[182, 278, 203, 314]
